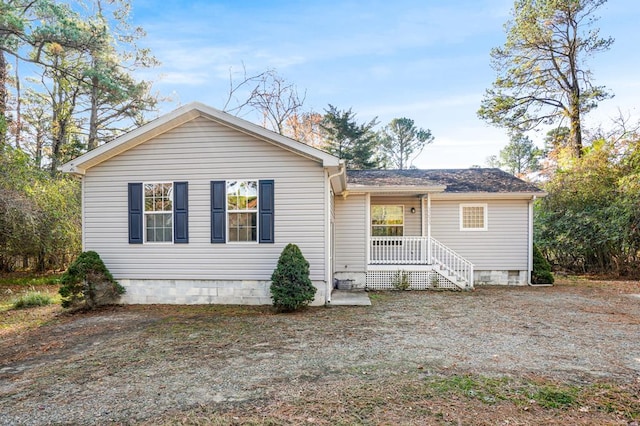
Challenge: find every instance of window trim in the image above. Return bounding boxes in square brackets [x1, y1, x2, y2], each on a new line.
[226, 180, 259, 244]
[371, 205, 405, 237]
[459, 203, 488, 231]
[143, 181, 174, 244]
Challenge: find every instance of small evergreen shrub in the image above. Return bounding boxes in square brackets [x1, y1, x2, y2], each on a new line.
[270, 243, 316, 312]
[392, 270, 411, 290]
[59, 251, 125, 309]
[13, 291, 53, 309]
[532, 244, 554, 284]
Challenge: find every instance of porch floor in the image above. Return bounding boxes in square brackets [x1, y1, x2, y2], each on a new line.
[329, 290, 371, 306]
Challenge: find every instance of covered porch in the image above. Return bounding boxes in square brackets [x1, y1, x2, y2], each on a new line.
[369, 235, 473, 288]
[332, 168, 542, 292]
[365, 192, 473, 290]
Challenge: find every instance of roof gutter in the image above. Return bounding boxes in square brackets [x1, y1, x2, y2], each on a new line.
[327, 161, 346, 194]
[345, 185, 447, 194]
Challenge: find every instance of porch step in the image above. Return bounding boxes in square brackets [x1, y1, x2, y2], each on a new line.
[329, 290, 371, 306]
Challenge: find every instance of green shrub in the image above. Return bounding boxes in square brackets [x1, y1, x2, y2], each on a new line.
[59, 251, 125, 309]
[270, 243, 316, 312]
[12, 291, 53, 309]
[532, 244, 554, 284]
[393, 270, 410, 290]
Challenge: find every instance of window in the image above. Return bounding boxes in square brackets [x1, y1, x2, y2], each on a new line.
[460, 203, 487, 231]
[371, 205, 404, 236]
[144, 183, 173, 242]
[227, 180, 258, 242]
[128, 182, 188, 244]
[211, 180, 274, 244]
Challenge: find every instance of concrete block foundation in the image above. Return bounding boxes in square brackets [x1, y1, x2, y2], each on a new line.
[118, 279, 327, 305]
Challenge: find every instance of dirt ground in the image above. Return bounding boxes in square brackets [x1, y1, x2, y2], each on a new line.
[1, 278, 639, 425]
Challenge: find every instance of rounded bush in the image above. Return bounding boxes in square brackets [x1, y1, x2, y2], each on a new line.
[270, 243, 316, 312]
[532, 244, 554, 284]
[59, 251, 125, 309]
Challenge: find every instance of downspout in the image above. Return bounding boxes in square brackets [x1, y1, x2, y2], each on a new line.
[325, 161, 346, 305]
[327, 161, 346, 187]
[427, 193, 432, 264]
[365, 192, 371, 268]
[81, 177, 86, 251]
[527, 195, 536, 285]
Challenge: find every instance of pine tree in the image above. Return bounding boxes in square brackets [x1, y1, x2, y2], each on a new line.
[270, 243, 316, 312]
[320, 105, 379, 169]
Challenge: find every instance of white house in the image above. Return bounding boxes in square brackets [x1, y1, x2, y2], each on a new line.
[62, 102, 545, 305]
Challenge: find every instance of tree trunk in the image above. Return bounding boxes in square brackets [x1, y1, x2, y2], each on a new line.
[568, 24, 583, 159]
[0, 52, 8, 146]
[88, 74, 99, 150]
[50, 86, 61, 175]
[14, 56, 21, 149]
[35, 127, 44, 169]
[569, 102, 583, 158]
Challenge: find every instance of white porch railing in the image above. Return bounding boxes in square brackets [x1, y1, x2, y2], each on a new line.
[369, 236, 474, 288]
[370, 236, 428, 265]
[430, 238, 474, 287]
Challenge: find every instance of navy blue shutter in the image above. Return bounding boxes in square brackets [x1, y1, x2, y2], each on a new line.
[211, 181, 226, 243]
[128, 183, 143, 244]
[173, 181, 188, 243]
[259, 180, 274, 243]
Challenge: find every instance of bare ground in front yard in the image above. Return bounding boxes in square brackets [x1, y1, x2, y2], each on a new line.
[1, 278, 639, 425]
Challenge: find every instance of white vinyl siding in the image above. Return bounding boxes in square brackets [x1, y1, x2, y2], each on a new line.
[83, 116, 327, 281]
[431, 199, 529, 270]
[334, 194, 367, 272]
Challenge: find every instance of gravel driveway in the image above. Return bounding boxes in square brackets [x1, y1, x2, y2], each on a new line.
[1, 282, 639, 425]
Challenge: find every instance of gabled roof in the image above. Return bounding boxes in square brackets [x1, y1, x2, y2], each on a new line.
[347, 168, 545, 195]
[61, 102, 342, 175]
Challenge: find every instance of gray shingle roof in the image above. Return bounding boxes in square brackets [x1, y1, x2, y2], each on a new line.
[346, 168, 544, 193]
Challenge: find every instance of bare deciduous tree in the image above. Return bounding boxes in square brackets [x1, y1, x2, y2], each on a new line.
[223, 65, 305, 135]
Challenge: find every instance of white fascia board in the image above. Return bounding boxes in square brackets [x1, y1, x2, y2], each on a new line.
[346, 185, 447, 194]
[430, 192, 547, 200]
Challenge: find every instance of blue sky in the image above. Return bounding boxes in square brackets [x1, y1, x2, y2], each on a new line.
[131, 0, 640, 168]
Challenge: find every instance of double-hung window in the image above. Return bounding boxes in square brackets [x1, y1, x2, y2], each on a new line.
[210, 179, 274, 244]
[371, 205, 404, 237]
[460, 203, 487, 231]
[144, 183, 173, 242]
[227, 180, 258, 242]
[128, 181, 188, 244]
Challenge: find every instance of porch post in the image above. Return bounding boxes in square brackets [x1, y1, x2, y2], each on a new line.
[365, 192, 371, 266]
[420, 197, 426, 263]
[427, 193, 432, 264]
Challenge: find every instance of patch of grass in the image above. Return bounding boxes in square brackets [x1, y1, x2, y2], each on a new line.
[427, 374, 512, 404]
[146, 373, 640, 425]
[0, 285, 62, 335]
[532, 385, 578, 409]
[12, 291, 53, 309]
[0, 274, 61, 287]
[581, 382, 640, 419]
[422, 374, 589, 411]
[366, 291, 388, 302]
